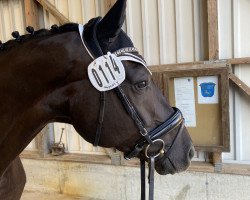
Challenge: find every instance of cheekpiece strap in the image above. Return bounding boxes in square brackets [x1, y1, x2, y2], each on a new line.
[94, 92, 106, 146]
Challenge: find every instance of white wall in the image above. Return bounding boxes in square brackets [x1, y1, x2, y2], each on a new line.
[126, 0, 208, 65]
[22, 158, 250, 200]
[0, 0, 25, 41]
[218, 0, 250, 162]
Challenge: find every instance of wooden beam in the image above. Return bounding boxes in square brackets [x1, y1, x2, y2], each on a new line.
[207, 0, 219, 60]
[149, 57, 250, 73]
[105, 0, 116, 11]
[229, 73, 250, 97]
[103, 0, 116, 15]
[24, 0, 39, 29]
[228, 57, 250, 65]
[35, 0, 70, 24]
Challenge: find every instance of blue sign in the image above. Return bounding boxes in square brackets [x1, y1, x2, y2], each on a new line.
[199, 82, 216, 97]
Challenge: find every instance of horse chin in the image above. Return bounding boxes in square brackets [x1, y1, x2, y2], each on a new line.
[154, 156, 190, 175]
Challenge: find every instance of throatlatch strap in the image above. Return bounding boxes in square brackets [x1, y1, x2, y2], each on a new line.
[94, 92, 106, 146]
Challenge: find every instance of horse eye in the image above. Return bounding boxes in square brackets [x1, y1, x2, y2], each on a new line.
[136, 81, 147, 89]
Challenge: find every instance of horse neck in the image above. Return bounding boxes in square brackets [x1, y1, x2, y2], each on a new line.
[0, 31, 90, 175]
[1, 31, 91, 120]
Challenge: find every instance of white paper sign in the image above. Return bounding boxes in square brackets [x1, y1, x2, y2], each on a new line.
[174, 77, 196, 127]
[197, 76, 218, 104]
[88, 52, 125, 91]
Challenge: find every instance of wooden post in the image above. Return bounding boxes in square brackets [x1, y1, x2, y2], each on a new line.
[36, 125, 51, 157]
[24, 0, 39, 29]
[213, 151, 222, 172]
[105, 0, 116, 12]
[207, 0, 219, 60]
[207, 0, 222, 168]
[36, 0, 70, 24]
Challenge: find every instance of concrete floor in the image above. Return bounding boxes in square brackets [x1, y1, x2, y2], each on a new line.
[21, 191, 101, 200]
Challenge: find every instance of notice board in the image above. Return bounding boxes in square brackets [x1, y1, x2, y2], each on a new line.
[151, 63, 230, 152]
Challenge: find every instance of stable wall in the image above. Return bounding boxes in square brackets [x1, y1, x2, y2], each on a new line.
[22, 158, 250, 200]
[1, 0, 250, 199]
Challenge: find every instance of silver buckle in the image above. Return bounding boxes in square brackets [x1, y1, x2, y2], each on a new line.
[140, 128, 148, 136]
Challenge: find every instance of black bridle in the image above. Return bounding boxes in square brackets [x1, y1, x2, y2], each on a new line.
[114, 84, 184, 200]
[79, 24, 184, 200]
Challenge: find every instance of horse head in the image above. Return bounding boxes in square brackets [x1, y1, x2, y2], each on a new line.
[69, 0, 194, 175]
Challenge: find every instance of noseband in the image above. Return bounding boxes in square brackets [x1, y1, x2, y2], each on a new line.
[79, 23, 184, 200]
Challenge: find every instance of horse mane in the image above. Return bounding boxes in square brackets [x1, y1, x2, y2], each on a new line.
[0, 23, 79, 53]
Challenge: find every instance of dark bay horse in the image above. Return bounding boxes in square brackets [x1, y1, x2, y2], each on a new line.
[0, 0, 194, 199]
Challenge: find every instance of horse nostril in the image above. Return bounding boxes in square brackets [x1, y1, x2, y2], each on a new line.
[189, 146, 195, 160]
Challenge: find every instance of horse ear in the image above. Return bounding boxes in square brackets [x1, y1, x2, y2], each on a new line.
[97, 0, 127, 40]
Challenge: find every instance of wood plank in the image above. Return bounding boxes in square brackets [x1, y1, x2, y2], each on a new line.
[35, 0, 70, 24]
[21, 151, 111, 165]
[152, 72, 164, 92]
[212, 152, 222, 164]
[21, 151, 250, 176]
[229, 73, 250, 97]
[207, 0, 219, 60]
[220, 68, 230, 152]
[105, 0, 116, 11]
[228, 57, 250, 65]
[24, 0, 39, 29]
[150, 62, 228, 73]
[149, 57, 250, 73]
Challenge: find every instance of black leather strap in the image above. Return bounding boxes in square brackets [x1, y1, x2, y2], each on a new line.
[115, 86, 153, 145]
[140, 159, 146, 200]
[94, 92, 106, 146]
[125, 108, 183, 160]
[148, 157, 155, 200]
[140, 157, 155, 200]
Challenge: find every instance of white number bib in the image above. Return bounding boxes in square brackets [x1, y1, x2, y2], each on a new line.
[88, 52, 126, 92]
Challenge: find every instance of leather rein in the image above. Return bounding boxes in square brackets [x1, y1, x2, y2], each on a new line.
[79, 24, 184, 200]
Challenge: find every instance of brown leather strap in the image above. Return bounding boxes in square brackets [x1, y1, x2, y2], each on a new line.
[94, 92, 106, 146]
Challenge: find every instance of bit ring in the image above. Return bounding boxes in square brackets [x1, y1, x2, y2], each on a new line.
[145, 139, 165, 159]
